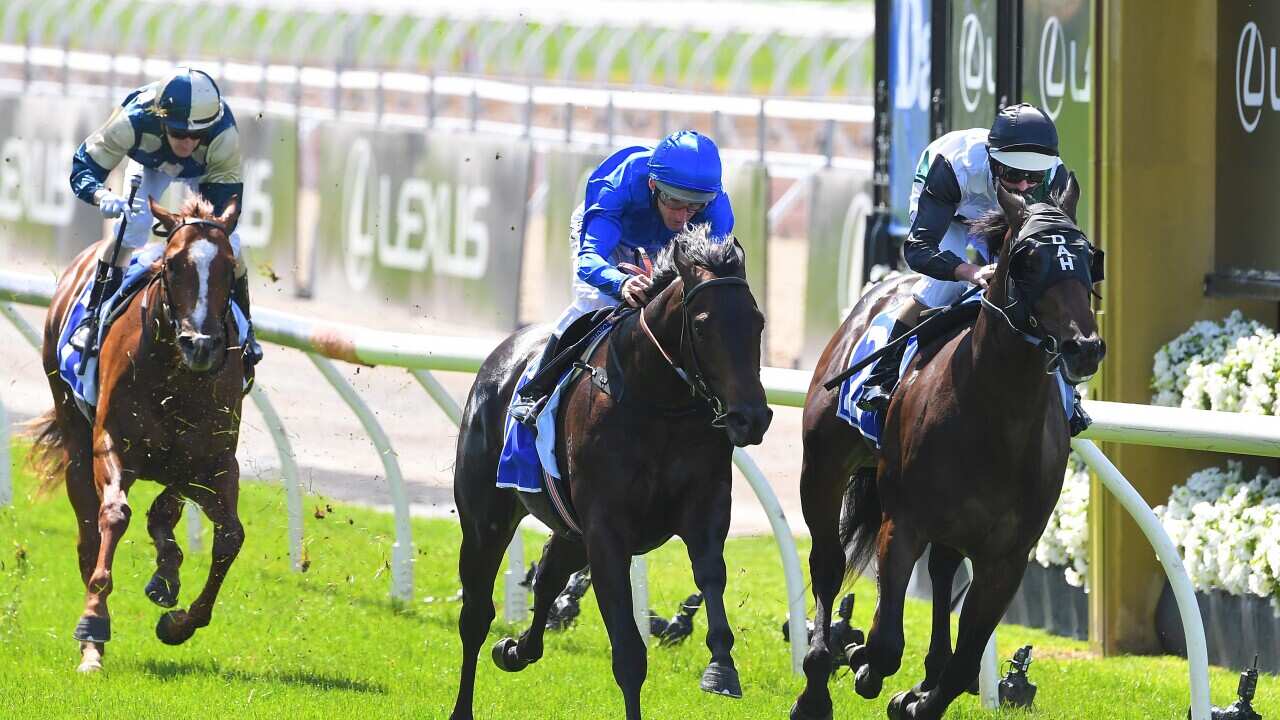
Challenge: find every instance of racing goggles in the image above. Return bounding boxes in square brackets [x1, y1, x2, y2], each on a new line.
[655, 188, 707, 213]
[995, 164, 1047, 186]
[165, 127, 207, 141]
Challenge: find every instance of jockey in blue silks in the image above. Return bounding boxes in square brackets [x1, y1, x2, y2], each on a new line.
[509, 129, 733, 424]
[67, 66, 262, 371]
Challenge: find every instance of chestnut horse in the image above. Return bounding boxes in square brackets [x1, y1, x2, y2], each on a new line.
[449, 226, 772, 720]
[28, 196, 246, 672]
[791, 177, 1104, 719]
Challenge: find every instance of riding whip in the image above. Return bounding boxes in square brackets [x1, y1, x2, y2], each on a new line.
[823, 285, 982, 392]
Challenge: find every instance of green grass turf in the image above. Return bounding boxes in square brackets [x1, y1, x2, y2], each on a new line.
[0, 443, 1272, 719]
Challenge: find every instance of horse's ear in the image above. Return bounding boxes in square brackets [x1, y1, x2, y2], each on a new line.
[217, 195, 241, 234]
[995, 183, 1029, 236]
[1059, 172, 1081, 224]
[149, 197, 178, 234]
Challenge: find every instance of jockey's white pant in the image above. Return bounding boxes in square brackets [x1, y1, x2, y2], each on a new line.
[550, 204, 630, 336]
[910, 219, 990, 308]
[99, 164, 245, 277]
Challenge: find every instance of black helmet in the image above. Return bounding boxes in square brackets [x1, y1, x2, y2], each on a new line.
[988, 103, 1058, 171]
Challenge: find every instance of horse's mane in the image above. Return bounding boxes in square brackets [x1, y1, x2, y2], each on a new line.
[648, 223, 743, 296]
[177, 195, 216, 220]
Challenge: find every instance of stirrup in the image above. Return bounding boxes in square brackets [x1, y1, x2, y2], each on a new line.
[69, 318, 93, 352]
[1069, 399, 1092, 437]
[509, 396, 547, 426]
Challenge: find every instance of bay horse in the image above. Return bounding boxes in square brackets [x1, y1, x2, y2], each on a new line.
[449, 225, 772, 720]
[27, 196, 246, 673]
[791, 177, 1104, 720]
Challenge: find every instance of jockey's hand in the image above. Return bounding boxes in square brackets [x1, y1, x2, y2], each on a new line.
[621, 275, 653, 307]
[955, 262, 998, 289]
[96, 190, 144, 220]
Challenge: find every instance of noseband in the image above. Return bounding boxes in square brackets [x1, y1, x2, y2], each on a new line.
[638, 276, 752, 427]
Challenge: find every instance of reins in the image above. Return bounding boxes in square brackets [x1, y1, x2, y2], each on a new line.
[636, 275, 750, 427]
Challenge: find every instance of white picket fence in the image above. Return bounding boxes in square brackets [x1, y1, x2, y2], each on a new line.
[5, 268, 1269, 719]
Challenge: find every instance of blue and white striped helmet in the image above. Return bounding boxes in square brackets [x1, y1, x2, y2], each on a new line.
[151, 67, 223, 132]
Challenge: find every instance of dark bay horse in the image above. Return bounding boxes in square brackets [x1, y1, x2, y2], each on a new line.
[449, 226, 772, 720]
[28, 196, 246, 672]
[791, 177, 1104, 720]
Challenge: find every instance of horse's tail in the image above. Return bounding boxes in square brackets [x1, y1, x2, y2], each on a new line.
[839, 466, 882, 582]
[23, 409, 70, 494]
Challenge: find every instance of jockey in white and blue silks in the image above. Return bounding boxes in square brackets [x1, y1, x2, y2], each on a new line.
[67, 67, 261, 369]
[857, 103, 1092, 435]
[509, 129, 733, 424]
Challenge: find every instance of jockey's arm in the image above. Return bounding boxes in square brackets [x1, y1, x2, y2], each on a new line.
[903, 155, 967, 281]
[576, 214, 630, 300]
[70, 107, 134, 206]
[197, 124, 244, 220]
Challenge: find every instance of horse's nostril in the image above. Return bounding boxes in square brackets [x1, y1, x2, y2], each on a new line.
[1060, 339, 1082, 355]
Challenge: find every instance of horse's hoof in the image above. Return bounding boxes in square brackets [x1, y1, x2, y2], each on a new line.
[155, 609, 197, 646]
[699, 662, 742, 699]
[76, 643, 104, 674]
[491, 637, 530, 672]
[145, 574, 180, 608]
[73, 615, 111, 643]
[854, 664, 883, 700]
[845, 643, 869, 671]
[789, 700, 833, 720]
[887, 690, 915, 720]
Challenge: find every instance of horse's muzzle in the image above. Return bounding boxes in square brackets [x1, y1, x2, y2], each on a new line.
[177, 331, 224, 373]
[724, 404, 773, 447]
[1059, 337, 1106, 383]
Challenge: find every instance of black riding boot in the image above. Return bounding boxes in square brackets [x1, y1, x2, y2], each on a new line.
[1069, 389, 1092, 437]
[509, 336, 568, 426]
[70, 260, 123, 356]
[232, 274, 263, 386]
[855, 300, 925, 414]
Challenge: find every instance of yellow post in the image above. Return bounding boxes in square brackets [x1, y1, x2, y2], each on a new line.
[1092, 1, 1272, 654]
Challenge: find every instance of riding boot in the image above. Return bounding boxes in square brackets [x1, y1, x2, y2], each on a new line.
[855, 299, 926, 414]
[509, 336, 569, 426]
[70, 260, 123, 356]
[232, 274, 264, 387]
[1068, 389, 1092, 437]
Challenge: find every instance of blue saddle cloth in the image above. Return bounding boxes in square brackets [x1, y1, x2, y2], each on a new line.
[834, 309, 921, 448]
[835, 296, 1074, 446]
[56, 244, 248, 410]
[495, 322, 614, 495]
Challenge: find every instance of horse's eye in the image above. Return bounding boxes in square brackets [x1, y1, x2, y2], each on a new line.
[692, 313, 710, 339]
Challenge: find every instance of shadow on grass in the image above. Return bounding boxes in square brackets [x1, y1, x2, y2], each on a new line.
[136, 658, 388, 694]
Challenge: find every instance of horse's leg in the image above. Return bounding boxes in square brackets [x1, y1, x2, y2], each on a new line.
[502, 534, 587, 666]
[450, 489, 521, 720]
[851, 516, 923, 700]
[63, 430, 103, 672]
[791, 447, 863, 720]
[897, 556, 1025, 720]
[76, 430, 135, 670]
[585, 527, 646, 720]
[144, 486, 185, 609]
[682, 473, 740, 699]
[155, 457, 244, 645]
[911, 544, 964, 697]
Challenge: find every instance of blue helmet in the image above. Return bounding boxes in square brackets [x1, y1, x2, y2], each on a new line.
[648, 130, 723, 203]
[150, 67, 224, 133]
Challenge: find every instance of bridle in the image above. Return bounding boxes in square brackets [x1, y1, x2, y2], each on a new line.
[638, 275, 752, 427]
[143, 218, 235, 340]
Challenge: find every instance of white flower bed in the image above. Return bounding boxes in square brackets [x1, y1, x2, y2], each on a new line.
[1033, 455, 1091, 589]
[1154, 461, 1280, 612]
[1151, 310, 1279, 412]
